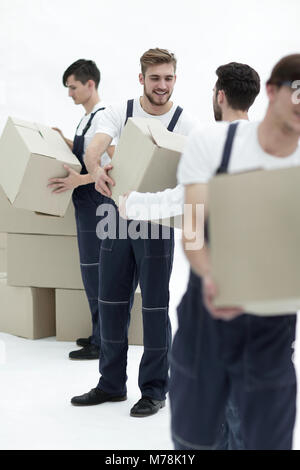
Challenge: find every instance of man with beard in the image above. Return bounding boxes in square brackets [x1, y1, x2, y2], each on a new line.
[117, 62, 261, 449]
[172, 54, 300, 450]
[119, 62, 260, 225]
[70, 48, 196, 417]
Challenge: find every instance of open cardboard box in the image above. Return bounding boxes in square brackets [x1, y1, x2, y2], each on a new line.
[0, 117, 81, 216]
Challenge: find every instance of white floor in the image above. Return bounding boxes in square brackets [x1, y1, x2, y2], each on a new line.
[0, 236, 300, 450]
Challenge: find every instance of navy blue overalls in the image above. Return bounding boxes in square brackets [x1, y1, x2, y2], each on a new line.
[169, 123, 297, 450]
[96, 100, 183, 401]
[72, 107, 106, 348]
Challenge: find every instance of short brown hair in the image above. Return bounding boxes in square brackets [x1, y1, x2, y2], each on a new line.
[140, 48, 177, 75]
[267, 54, 300, 86]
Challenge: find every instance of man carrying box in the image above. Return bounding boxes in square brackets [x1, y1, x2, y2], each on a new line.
[171, 54, 300, 450]
[49, 59, 114, 360]
[71, 48, 197, 417]
[119, 61, 261, 450]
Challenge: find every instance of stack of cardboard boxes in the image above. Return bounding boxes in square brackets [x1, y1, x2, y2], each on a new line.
[0, 117, 143, 344]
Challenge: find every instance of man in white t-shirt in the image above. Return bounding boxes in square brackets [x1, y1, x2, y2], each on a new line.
[171, 54, 300, 450]
[117, 61, 261, 449]
[70, 49, 197, 417]
[48, 59, 114, 360]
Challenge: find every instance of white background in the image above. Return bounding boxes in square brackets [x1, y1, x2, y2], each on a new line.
[0, 0, 300, 450]
[0, 0, 299, 137]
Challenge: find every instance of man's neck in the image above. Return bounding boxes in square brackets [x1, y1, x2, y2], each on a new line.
[258, 109, 299, 157]
[83, 92, 101, 114]
[224, 108, 249, 122]
[140, 95, 173, 116]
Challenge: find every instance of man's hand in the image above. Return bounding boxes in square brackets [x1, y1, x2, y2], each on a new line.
[94, 164, 115, 197]
[52, 127, 73, 150]
[48, 164, 82, 194]
[52, 127, 64, 138]
[118, 191, 132, 219]
[202, 274, 243, 321]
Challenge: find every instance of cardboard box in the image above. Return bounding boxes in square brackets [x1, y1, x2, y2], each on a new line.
[7, 233, 83, 289]
[0, 248, 6, 273]
[128, 286, 143, 346]
[0, 233, 7, 249]
[0, 184, 76, 235]
[0, 117, 81, 216]
[55, 287, 143, 345]
[209, 166, 300, 315]
[110, 118, 186, 205]
[0, 234, 7, 272]
[0, 278, 55, 339]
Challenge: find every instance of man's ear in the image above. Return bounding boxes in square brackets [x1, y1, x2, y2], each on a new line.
[139, 73, 145, 85]
[217, 89, 225, 105]
[266, 83, 278, 103]
[87, 79, 96, 90]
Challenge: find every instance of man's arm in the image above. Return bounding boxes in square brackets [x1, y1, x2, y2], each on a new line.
[183, 183, 242, 320]
[183, 183, 211, 276]
[48, 165, 93, 193]
[119, 185, 184, 220]
[107, 145, 115, 159]
[84, 133, 115, 197]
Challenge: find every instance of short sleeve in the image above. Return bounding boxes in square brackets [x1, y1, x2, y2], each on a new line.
[177, 123, 228, 185]
[94, 103, 125, 140]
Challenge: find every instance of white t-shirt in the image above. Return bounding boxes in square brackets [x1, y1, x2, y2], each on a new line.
[94, 97, 197, 220]
[77, 102, 112, 167]
[94, 97, 197, 140]
[178, 120, 300, 185]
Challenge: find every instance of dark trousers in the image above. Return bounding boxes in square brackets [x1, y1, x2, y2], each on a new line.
[170, 272, 297, 450]
[72, 185, 106, 347]
[97, 219, 174, 400]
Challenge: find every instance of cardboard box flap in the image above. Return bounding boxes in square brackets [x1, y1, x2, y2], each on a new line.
[10, 117, 79, 166]
[35, 124, 80, 165]
[127, 118, 186, 152]
[9, 116, 37, 131]
[147, 120, 186, 153]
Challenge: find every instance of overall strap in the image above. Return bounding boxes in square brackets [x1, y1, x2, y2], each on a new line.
[167, 106, 183, 132]
[81, 107, 105, 137]
[124, 99, 134, 126]
[216, 122, 239, 175]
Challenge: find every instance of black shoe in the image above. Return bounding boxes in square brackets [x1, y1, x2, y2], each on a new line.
[130, 396, 166, 417]
[76, 336, 92, 347]
[69, 344, 100, 360]
[71, 388, 127, 406]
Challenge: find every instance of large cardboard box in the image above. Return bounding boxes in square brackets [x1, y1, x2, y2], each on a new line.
[0, 233, 7, 249]
[0, 117, 81, 216]
[0, 234, 7, 272]
[55, 287, 143, 345]
[128, 286, 143, 346]
[0, 248, 6, 273]
[110, 118, 186, 206]
[209, 166, 300, 315]
[0, 278, 55, 339]
[7, 233, 83, 289]
[0, 184, 76, 235]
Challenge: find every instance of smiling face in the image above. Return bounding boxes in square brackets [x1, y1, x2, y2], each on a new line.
[139, 63, 176, 107]
[65, 74, 93, 105]
[268, 83, 300, 135]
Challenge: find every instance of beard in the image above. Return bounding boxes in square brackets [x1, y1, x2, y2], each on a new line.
[213, 100, 223, 121]
[144, 85, 172, 106]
